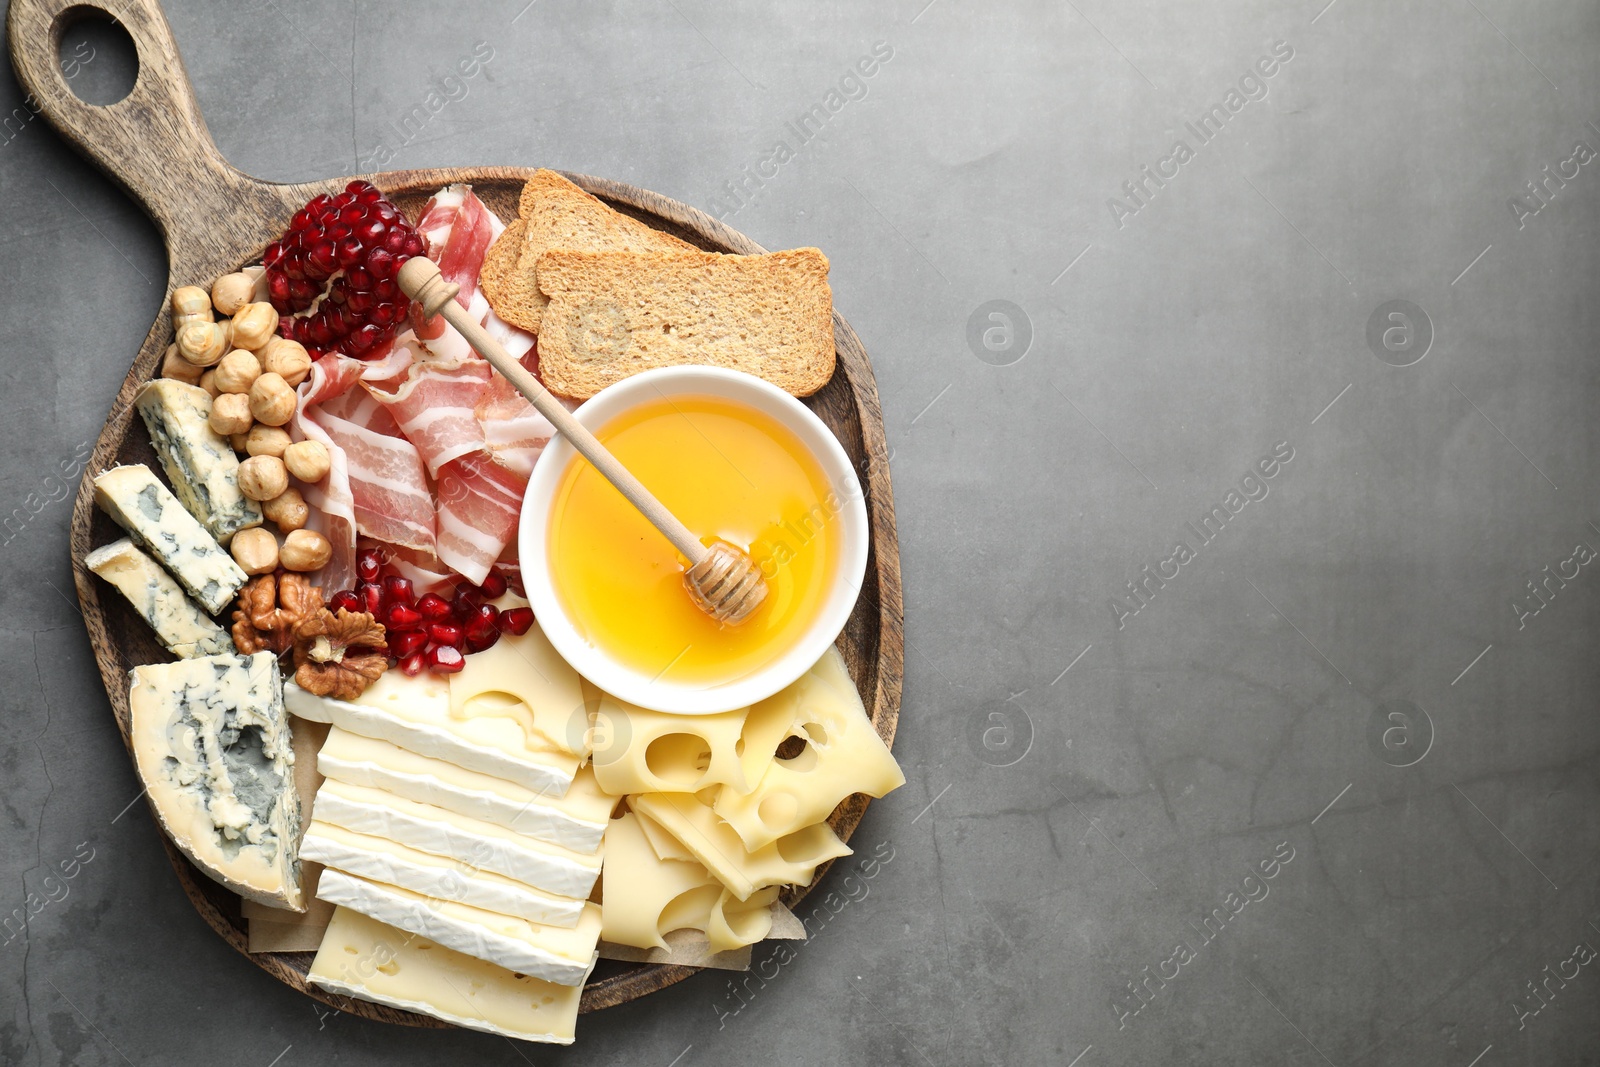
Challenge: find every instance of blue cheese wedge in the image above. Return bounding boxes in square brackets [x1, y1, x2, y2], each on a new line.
[129, 652, 304, 910]
[93, 464, 246, 614]
[85, 538, 235, 659]
[308, 907, 582, 1044]
[316, 869, 600, 986]
[135, 379, 262, 543]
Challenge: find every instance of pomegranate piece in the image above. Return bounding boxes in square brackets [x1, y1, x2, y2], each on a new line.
[356, 549, 383, 583]
[451, 588, 483, 622]
[399, 651, 427, 677]
[416, 592, 453, 621]
[477, 573, 508, 600]
[466, 629, 501, 654]
[264, 180, 423, 360]
[427, 621, 463, 647]
[386, 604, 423, 631]
[390, 629, 428, 659]
[463, 604, 500, 644]
[497, 606, 534, 636]
[428, 644, 466, 675]
[328, 589, 362, 615]
[382, 575, 415, 608]
[357, 581, 385, 616]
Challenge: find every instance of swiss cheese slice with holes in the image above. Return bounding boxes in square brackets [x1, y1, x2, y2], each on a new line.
[301, 820, 586, 927]
[316, 727, 612, 853]
[632, 807, 697, 864]
[310, 779, 601, 900]
[447, 612, 592, 762]
[589, 696, 786, 796]
[308, 906, 583, 1045]
[631, 792, 851, 901]
[713, 648, 904, 851]
[285, 666, 579, 796]
[599, 812, 722, 951]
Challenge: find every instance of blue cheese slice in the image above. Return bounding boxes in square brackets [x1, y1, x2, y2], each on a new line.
[93, 464, 246, 615]
[128, 652, 304, 910]
[316, 869, 600, 986]
[308, 907, 582, 1045]
[300, 821, 587, 927]
[135, 379, 262, 543]
[310, 779, 601, 899]
[85, 538, 235, 658]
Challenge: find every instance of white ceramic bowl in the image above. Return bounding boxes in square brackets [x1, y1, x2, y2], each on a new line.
[520, 366, 869, 715]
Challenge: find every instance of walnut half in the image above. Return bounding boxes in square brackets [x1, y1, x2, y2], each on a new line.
[231, 572, 323, 655]
[293, 608, 387, 701]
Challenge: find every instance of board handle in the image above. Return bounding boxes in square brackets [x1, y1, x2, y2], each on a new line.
[6, 0, 286, 264]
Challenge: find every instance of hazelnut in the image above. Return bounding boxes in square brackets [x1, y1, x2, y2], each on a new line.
[262, 487, 309, 532]
[238, 455, 290, 501]
[231, 302, 279, 350]
[280, 529, 333, 572]
[229, 432, 249, 453]
[211, 272, 254, 316]
[198, 369, 220, 398]
[259, 337, 312, 388]
[213, 349, 261, 394]
[171, 286, 213, 322]
[249, 372, 297, 426]
[160, 343, 204, 385]
[246, 425, 292, 458]
[230, 527, 280, 576]
[283, 440, 331, 483]
[217, 318, 234, 350]
[208, 392, 253, 436]
[176, 320, 227, 367]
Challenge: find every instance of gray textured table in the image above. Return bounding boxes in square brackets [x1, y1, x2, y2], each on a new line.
[3, 1, 1598, 1064]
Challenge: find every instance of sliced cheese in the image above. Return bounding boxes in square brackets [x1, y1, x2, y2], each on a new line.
[308, 907, 582, 1045]
[310, 779, 600, 900]
[93, 464, 247, 615]
[316, 727, 611, 853]
[588, 698, 758, 796]
[600, 812, 722, 951]
[85, 537, 234, 659]
[633, 807, 697, 864]
[135, 378, 262, 543]
[631, 792, 851, 901]
[301, 821, 585, 927]
[448, 614, 591, 763]
[714, 647, 905, 849]
[285, 671, 578, 796]
[709, 886, 779, 953]
[128, 652, 303, 909]
[316, 869, 600, 986]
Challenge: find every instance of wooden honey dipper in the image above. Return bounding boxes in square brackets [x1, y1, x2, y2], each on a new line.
[398, 256, 768, 626]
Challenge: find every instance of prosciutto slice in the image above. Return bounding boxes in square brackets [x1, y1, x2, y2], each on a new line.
[435, 452, 527, 585]
[368, 358, 493, 476]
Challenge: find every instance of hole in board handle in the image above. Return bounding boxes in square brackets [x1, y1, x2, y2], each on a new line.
[57, 9, 138, 106]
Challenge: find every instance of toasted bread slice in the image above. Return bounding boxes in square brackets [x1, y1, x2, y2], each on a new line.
[479, 218, 531, 320]
[486, 170, 696, 333]
[533, 248, 835, 399]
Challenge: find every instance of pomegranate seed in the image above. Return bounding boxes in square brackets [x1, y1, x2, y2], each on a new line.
[427, 621, 463, 646]
[498, 607, 534, 636]
[383, 575, 415, 607]
[402, 235, 424, 258]
[464, 604, 499, 644]
[358, 185, 383, 205]
[384, 228, 408, 253]
[290, 207, 314, 232]
[336, 237, 364, 268]
[347, 267, 373, 291]
[346, 179, 371, 195]
[356, 549, 383, 582]
[400, 651, 427, 676]
[267, 272, 290, 305]
[427, 644, 466, 674]
[416, 592, 452, 620]
[357, 581, 385, 615]
[355, 218, 386, 244]
[347, 290, 374, 314]
[308, 240, 337, 274]
[338, 205, 364, 227]
[329, 590, 362, 614]
[374, 278, 399, 301]
[477, 573, 508, 600]
[365, 247, 395, 279]
[387, 604, 423, 631]
[466, 630, 501, 653]
[390, 629, 428, 658]
[451, 589, 482, 621]
[350, 325, 384, 354]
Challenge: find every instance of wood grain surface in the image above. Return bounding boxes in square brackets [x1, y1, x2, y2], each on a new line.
[12, 0, 902, 1025]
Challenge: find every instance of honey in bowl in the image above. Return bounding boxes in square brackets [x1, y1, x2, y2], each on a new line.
[547, 394, 840, 685]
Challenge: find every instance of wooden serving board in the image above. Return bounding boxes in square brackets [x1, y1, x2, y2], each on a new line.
[13, 0, 902, 1024]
